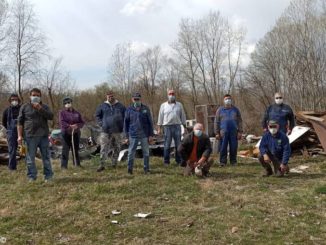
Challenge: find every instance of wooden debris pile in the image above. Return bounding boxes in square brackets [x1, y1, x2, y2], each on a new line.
[294, 111, 326, 156]
[238, 111, 326, 158]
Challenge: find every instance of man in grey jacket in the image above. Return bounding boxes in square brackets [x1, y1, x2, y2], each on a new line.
[17, 88, 54, 182]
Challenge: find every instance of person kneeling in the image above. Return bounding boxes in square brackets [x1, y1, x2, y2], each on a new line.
[178, 123, 213, 177]
[259, 120, 291, 177]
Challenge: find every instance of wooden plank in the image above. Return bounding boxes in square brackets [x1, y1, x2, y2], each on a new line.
[296, 112, 324, 122]
[310, 115, 326, 152]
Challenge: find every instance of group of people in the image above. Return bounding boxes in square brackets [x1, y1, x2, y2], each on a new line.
[2, 87, 295, 181]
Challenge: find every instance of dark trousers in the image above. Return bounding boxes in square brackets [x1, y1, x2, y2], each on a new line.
[61, 132, 81, 168]
[258, 152, 281, 174]
[219, 131, 238, 165]
[7, 130, 18, 170]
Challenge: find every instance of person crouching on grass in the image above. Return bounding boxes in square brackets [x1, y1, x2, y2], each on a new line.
[259, 120, 291, 177]
[178, 123, 213, 177]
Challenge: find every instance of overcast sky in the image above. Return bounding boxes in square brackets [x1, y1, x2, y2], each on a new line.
[29, 0, 292, 89]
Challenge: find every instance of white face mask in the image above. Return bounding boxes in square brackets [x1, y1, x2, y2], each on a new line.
[11, 101, 19, 106]
[275, 98, 283, 105]
[224, 98, 232, 106]
[268, 128, 278, 135]
[168, 95, 176, 102]
[30, 96, 41, 104]
[194, 129, 202, 137]
[65, 103, 72, 108]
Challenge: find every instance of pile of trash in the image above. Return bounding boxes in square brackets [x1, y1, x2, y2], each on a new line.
[239, 111, 326, 158]
[294, 111, 326, 156]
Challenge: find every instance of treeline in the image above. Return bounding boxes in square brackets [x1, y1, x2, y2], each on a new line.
[1, 0, 325, 134]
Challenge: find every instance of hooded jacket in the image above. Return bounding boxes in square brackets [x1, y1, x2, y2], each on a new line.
[95, 100, 126, 134]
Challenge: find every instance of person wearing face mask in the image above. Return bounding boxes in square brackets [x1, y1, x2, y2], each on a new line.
[157, 89, 186, 166]
[17, 88, 54, 182]
[59, 97, 85, 169]
[178, 123, 213, 177]
[259, 120, 291, 177]
[215, 94, 243, 167]
[2, 93, 21, 171]
[262, 92, 295, 135]
[95, 91, 126, 172]
[124, 92, 154, 174]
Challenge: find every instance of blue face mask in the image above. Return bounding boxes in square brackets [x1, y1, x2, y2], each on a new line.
[194, 129, 202, 137]
[30, 96, 41, 104]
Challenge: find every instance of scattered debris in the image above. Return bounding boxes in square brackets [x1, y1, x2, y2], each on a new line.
[111, 210, 121, 215]
[111, 220, 119, 224]
[134, 213, 151, 218]
[239, 111, 326, 158]
[294, 111, 326, 154]
[185, 220, 194, 228]
[0, 236, 6, 244]
[231, 226, 239, 233]
[290, 165, 309, 173]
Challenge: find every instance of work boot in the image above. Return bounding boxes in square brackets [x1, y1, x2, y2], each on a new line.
[97, 166, 105, 172]
[272, 162, 283, 177]
[128, 169, 133, 175]
[261, 161, 273, 177]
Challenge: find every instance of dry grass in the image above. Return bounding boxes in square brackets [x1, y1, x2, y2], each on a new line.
[0, 155, 325, 244]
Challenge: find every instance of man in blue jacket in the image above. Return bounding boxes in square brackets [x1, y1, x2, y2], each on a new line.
[215, 94, 243, 166]
[262, 92, 295, 135]
[95, 91, 126, 172]
[124, 92, 154, 174]
[259, 120, 291, 177]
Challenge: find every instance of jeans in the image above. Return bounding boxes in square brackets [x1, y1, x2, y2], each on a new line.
[163, 125, 182, 164]
[7, 130, 18, 170]
[219, 131, 238, 165]
[127, 137, 149, 172]
[61, 132, 81, 168]
[25, 136, 53, 180]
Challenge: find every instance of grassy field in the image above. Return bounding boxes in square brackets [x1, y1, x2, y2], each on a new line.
[0, 155, 325, 245]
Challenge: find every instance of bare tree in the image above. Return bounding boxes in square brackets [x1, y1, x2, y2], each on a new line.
[6, 0, 47, 100]
[246, 0, 326, 111]
[108, 42, 136, 105]
[174, 11, 245, 106]
[38, 57, 76, 127]
[136, 45, 162, 120]
[0, 0, 8, 54]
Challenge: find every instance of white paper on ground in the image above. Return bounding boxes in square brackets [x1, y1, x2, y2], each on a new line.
[134, 213, 151, 218]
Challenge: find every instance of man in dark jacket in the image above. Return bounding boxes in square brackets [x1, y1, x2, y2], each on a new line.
[95, 91, 126, 172]
[262, 92, 295, 135]
[178, 123, 213, 177]
[17, 88, 54, 182]
[2, 93, 21, 170]
[124, 92, 154, 174]
[259, 120, 291, 177]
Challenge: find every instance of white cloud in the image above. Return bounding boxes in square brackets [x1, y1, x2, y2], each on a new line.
[120, 0, 162, 16]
